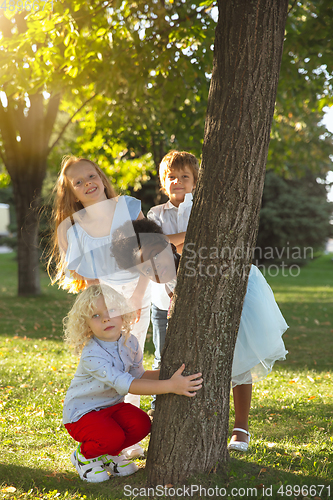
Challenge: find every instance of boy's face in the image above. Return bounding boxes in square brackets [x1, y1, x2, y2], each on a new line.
[164, 165, 196, 207]
[136, 240, 177, 283]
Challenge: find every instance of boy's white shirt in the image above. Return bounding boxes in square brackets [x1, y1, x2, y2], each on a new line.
[147, 192, 193, 310]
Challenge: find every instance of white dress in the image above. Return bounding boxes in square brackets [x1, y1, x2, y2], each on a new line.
[65, 196, 141, 286]
[231, 265, 288, 386]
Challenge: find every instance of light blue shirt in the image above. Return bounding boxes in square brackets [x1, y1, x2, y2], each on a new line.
[63, 333, 145, 424]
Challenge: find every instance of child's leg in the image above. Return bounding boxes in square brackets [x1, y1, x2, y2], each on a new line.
[151, 304, 168, 370]
[230, 383, 252, 444]
[131, 304, 151, 353]
[124, 303, 151, 408]
[65, 403, 151, 458]
[111, 402, 151, 449]
[150, 304, 168, 410]
[122, 283, 151, 454]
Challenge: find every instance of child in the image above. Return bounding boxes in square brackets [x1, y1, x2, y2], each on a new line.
[147, 150, 198, 253]
[47, 155, 152, 346]
[63, 284, 203, 483]
[47, 155, 152, 458]
[111, 218, 288, 453]
[146, 151, 199, 411]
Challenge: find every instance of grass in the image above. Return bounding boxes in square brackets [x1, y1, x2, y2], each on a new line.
[0, 252, 332, 499]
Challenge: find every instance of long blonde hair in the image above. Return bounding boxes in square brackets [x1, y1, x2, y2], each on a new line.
[47, 156, 117, 293]
[63, 284, 135, 355]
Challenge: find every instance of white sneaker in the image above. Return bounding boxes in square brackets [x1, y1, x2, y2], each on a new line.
[101, 453, 139, 477]
[122, 443, 144, 459]
[71, 445, 109, 483]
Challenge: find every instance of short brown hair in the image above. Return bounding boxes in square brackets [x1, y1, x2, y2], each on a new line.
[159, 150, 199, 194]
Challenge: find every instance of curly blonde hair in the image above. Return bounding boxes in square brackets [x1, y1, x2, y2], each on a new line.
[63, 284, 135, 355]
[47, 156, 117, 293]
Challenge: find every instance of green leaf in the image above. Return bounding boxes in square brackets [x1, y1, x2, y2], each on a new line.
[96, 28, 106, 37]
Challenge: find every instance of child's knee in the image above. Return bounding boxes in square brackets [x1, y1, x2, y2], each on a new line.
[142, 411, 152, 434]
[133, 409, 151, 440]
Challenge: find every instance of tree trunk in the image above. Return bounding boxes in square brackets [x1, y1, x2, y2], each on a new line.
[146, 0, 288, 486]
[0, 93, 60, 295]
[12, 172, 45, 296]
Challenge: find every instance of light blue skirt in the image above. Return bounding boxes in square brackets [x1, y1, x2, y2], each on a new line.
[231, 265, 288, 386]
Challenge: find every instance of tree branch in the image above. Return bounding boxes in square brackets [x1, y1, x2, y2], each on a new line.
[0, 99, 20, 175]
[0, 148, 6, 166]
[43, 93, 62, 152]
[47, 93, 98, 154]
[287, 0, 297, 15]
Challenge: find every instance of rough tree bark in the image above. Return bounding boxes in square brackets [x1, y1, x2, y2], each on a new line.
[0, 93, 60, 295]
[146, 0, 288, 485]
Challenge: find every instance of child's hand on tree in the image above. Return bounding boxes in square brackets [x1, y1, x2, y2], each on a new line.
[170, 364, 203, 397]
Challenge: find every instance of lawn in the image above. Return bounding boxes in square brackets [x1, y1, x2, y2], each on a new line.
[0, 252, 332, 500]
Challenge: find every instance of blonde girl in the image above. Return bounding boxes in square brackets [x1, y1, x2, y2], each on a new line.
[63, 284, 203, 483]
[48, 156, 144, 292]
[63, 282, 135, 354]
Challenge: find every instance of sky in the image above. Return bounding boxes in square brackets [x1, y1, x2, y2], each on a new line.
[322, 106, 333, 202]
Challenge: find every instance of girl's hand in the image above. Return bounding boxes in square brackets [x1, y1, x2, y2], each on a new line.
[170, 364, 203, 397]
[85, 278, 100, 287]
[130, 275, 149, 323]
[129, 293, 142, 323]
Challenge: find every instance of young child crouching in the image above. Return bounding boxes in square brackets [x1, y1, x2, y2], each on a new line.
[62, 284, 202, 483]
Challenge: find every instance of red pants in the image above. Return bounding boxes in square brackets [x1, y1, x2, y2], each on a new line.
[64, 402, 151, 459]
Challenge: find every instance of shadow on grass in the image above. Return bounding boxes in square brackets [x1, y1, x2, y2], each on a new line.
[224, 457, 332, 499]
[0, 461, 147, 499]
[1, 458, 332, 500]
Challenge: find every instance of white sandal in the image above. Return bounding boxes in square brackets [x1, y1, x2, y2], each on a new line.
[228, 427, 251, 452]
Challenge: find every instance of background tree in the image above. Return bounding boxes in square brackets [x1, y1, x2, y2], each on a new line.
[0, 1, 112, 295]
[0, 0, 215, 294]
[269, 0, 333, 178]
[67, 0, 215, 209]
[146, 0, 289, 485]
[256, 0, 333, 260]
[255, 171, 333, 264]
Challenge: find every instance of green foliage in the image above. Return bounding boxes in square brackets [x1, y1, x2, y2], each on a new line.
[0, 0, 115, 165]
[255, 171, 333, 263]
[0, 169, 11, 188]
[0, 0, 117, 95]
[68, 0, 214, 187]
[269, 0, 333, 177]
